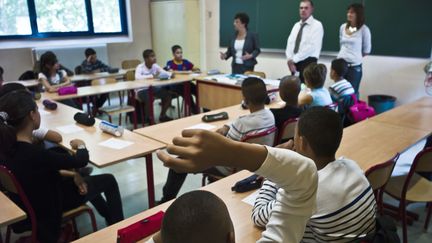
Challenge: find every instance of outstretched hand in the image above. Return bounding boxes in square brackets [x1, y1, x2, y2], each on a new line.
[157, 129, 235, 173]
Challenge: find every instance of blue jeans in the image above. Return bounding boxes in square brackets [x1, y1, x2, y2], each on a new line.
[344, 64, 363, 96]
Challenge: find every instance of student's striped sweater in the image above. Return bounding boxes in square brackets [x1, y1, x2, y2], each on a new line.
[252, 158, 376, 242]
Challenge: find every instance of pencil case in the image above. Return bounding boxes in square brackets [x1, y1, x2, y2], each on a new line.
[117, 211, 165, 243]
[58, 86, 77, 95]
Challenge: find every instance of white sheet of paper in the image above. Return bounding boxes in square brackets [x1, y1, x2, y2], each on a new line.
[242, 190, 259, 206]
[263, 79, 280, 86]
[56, 124, 84, 134]
[98, 138, 134, 150]
[184, 123, 216, 131]
[38, 109, 51, 115]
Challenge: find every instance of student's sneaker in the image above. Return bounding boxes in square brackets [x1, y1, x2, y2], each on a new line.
[159, 115, 173, 122]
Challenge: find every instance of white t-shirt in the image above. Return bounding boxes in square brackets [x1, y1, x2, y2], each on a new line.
[234, 39, 245, 64]
[134, 63, 172, 92]
[32, 128, 49, 142]
[38, 70, 67, 85]
[337, 23, 372, 65]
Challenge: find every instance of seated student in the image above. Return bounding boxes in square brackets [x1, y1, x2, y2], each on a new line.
[148, 191, 234, 243]
[135, 49, 174, 122]
[156, 127, 318, 242]
[80, 48, 110, 74]
[270, 75, 302, 130]
[165, 45, 199, 72]
[158, 77, 275, 203]
[0, 90, 124, 243]
[38, 51, 79, 108]
[80, 48, 111, 109]
[252, 107, 377, 242]
[165, 45, 200, 114]
[298, 63, 332, 107]
[329, 58, 355, 102]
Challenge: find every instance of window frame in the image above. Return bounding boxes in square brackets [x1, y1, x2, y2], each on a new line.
[0, 0, 128, 40]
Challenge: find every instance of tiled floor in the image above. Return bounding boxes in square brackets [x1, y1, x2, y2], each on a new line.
[2, 96, 432, 242]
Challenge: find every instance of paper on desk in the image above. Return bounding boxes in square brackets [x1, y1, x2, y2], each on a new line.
[38, 109, 51, 115]
[56, 124, 84, 134]
[99, 138, 134, 150]
[263, 79, 280, 86]
[242, 190, 259, 206]
[184, 123, 216, 131]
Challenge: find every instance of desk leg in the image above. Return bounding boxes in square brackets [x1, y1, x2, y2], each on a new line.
[196, 80, 200, 110]
[129, 90, 138, 129]
[184, 81, 191, 116]
[148, 86, 155, 125]
[145, 154, 155, 208]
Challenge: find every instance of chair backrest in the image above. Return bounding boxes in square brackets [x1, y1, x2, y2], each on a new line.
[244, 71, 266, 79]
[0, 165, 38, 242]
[124, 70, 135, 81]
[365, 154, 400, 191]
[325, 102, 339, 112]
[121, 59, 141, 69]
[241, 126, 277, 146]
[75, 65, 83, 75]
[91, 78, 117, 86]
[276, 118, 299, 144]
[398, 147, 432, 201]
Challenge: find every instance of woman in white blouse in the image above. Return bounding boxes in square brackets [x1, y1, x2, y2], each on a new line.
[220, 13, 261, 74]
[337, 3, 371, 96]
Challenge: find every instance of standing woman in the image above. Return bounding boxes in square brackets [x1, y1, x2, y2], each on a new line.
[220, 13, 261, 74]
[337, 3, 371, 96]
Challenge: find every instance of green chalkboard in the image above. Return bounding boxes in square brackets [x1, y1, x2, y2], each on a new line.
[220, 0, 432, 58]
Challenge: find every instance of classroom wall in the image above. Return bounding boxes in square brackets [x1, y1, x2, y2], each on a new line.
[202, 0, 430, 105]
[0, 0, 152, 81]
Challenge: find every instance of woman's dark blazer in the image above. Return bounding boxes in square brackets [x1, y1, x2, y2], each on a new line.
[224, 31, 261, 68]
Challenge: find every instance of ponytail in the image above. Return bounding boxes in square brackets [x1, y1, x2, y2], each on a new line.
[0, 91, 37, 160]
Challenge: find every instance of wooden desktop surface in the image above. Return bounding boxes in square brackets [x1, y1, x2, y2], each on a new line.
[38, 102, 165, 167]
[0, 191, 27, 227]
[3, 80, 39, 88]
[370, 97, 432, 133]
[133, 101, 284, 145]
[41, 75, 195, 101]
[195, 78, 279, 110]
[336, 119, 430, 171]
[73, 170, 260, 243]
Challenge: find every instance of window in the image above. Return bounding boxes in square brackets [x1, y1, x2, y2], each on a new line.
[0, 0, 127, 39]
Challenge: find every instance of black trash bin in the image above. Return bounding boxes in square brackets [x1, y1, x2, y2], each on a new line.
[368, 95, 396, 114]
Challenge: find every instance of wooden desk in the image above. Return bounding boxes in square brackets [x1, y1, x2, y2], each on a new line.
[336, 119, 431, 171]
[370, 97, 432, 133]
[38, 102, 166, 207]
[195, 78, 279, 110]
[133, 101, 283, 145]
[70, 70, 128, 83]
[73, 170, 260, 243]
[0, 191, 26, 227]
[3, 80, 39, 88]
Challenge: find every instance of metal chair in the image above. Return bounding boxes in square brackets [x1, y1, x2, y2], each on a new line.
[364, 154, 400, 214]
[384, 148, 432, 243]
[0, 165, 97, 243]
[275, 118, 298, 145]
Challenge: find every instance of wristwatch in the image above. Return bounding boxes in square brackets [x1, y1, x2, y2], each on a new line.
[77, 144, 86, 150]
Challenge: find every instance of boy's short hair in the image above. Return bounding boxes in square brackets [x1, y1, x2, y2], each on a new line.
[85, 48, 96, 58]
[303, 63, 327, 89]
[143, 49, 155, 59]
[241, 77, 268, 106]
[279, 75, 301, 104]
[0, 83, 27, 98]
[331, 58, 348, 78]
[161, 191, 233, 243]
[171, 45, 182, 54]
[298, 107, 343, 157]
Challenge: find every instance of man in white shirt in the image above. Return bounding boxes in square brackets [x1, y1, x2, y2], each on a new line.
[286, 0, 324, 83]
